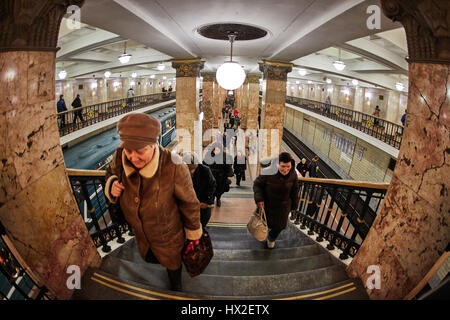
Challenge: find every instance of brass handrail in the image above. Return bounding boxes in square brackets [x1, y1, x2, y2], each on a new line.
[287, 96, 403, 128]
[298, 177, 390, 190]
[66, 168, 106, 177]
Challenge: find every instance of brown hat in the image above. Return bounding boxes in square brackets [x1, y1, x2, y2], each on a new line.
[117, 113, 161, 150]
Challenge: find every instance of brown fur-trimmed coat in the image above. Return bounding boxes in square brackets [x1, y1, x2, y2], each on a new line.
[105, 146, 202, 270]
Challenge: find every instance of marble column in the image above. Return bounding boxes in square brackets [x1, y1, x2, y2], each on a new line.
[240, 78, 250, 129]
[246, 74, 260, 131]
[0, 0, 101, 300]
[347, 0, 450, 300]
[172, 58, 204, 156]
[201, 72, 215, 147]
[259, 60, 293, 158]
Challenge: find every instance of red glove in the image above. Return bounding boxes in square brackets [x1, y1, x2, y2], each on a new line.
[184, 239, 200, 255]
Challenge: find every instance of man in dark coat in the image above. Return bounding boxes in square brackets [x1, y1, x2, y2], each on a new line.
[233, 151, 247, 186]
[296, 158, 309, 177]
[182, 152, 217, 228]
[57, 95, 67, 128]
[203, 143, 233, 207]
[71, 94, 84, 124]
[253, 152, 299, 249]
[309, 156, 320, 178]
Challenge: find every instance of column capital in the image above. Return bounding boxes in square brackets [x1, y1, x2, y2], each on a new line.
[200, 72, 216, 82]
[171, 58, 205, 78]
[381, 0, 450, 64]
[0, 0, 85, 52]
[259, 60, 293, 81]
[247, 73, 262, 84]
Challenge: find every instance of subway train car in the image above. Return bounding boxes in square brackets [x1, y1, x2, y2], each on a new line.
[63, 105, 176, 170]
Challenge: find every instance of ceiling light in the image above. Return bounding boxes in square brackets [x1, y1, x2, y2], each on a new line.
[295, 80, 300, 84]
[58, 70, 67, 80]
[308, 80, 313, 84]
[118, 41, 131, 64]
[91, 82, 97, 89]
[216, 33, 246, 90]
[298, 69, 307, 76]
[150, 74, 155, 79]
[352, 79, 359, 86]
[130, 80, 135, 86]
[326, 78, 332, 84]
[333, 48, 346, 71]
[163, 76, 167, 80]
[131, 72, 137, 78]
[157, 63, 165, 71]
[396, 82, 404, 91]
[104, 71, 111, 78]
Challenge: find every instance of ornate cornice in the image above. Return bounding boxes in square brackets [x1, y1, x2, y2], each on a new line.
[381, 0, 450, 65]
[171, 58, 205, 78]
[259, 60, 293, 81]
[200, 72, 216, 82]
[0, 0, 85, 52]
[247, 73, 262, 83]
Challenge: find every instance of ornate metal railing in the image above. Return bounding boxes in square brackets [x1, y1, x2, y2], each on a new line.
[58, 91, 176, 137]
[67, 169, 133, 253]
[286, 96, 403, 149]
[294, 177, 389, 259]
[0, 222, 52, 300]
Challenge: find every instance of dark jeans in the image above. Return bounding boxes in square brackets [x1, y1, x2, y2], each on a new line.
[200, 207, 211, 229]
[58, 114, 66, 128]
[235, 171, 245, 185]
[73, 110, 84, 123]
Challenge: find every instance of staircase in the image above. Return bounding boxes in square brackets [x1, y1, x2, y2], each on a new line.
[72, 222, 368, 300]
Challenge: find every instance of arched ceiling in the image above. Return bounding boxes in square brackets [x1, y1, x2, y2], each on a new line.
[56, 0, 408, 92]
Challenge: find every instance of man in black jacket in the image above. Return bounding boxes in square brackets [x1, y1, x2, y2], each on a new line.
[182, 152, 217, 228]
[71, 94, 84, 124]
[253, 152, 299, 249]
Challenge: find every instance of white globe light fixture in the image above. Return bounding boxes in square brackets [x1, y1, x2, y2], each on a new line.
[396, 82, 404, 91]
[326, 78, 332, 84]
[157, 63, 165, 71]
[298, 68, 307, 76]
[118, 41, 131, 64]
[216, 33, 246, 90]
[333, 48, 346, 71]
[104, 71, 111, 78]
[131, 72, 137, 78]
[150, 74, 155, 79]
[58, 70, 67, 80]
[352, 79, 359, 86]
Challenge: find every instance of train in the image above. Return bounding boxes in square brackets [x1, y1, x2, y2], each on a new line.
[63, 105, 177, 170]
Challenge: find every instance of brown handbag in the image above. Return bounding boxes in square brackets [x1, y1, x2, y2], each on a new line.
[247, 207, 268, 241]
[182, 229, 214, 277]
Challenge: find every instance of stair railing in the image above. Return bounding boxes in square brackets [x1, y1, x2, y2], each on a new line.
[66, 169, 133, 253]
[295, 177, 389, 260]
[0, 221, 52, 300]
[286, 96, 403, 149]
[58, 91, 176, 137]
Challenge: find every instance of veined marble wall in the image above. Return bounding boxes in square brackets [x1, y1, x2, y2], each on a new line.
[347, 63, 450, 299]
[0, 51, 101, 299]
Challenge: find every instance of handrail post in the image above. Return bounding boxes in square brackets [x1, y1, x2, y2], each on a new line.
[79, 182, 111, 253]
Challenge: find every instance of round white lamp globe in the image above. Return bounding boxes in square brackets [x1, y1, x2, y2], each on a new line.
[216, 61, 246, 90]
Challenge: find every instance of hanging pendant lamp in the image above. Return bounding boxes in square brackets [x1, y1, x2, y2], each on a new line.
[216, 33, 246, 90]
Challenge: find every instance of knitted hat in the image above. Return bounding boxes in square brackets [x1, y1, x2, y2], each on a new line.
[118, 113, 161, 150]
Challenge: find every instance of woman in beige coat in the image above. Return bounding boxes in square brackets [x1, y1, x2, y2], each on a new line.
[104, 113, 202, 291]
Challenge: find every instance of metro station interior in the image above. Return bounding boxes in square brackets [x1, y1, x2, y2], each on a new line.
[0, 0, 448, 301]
